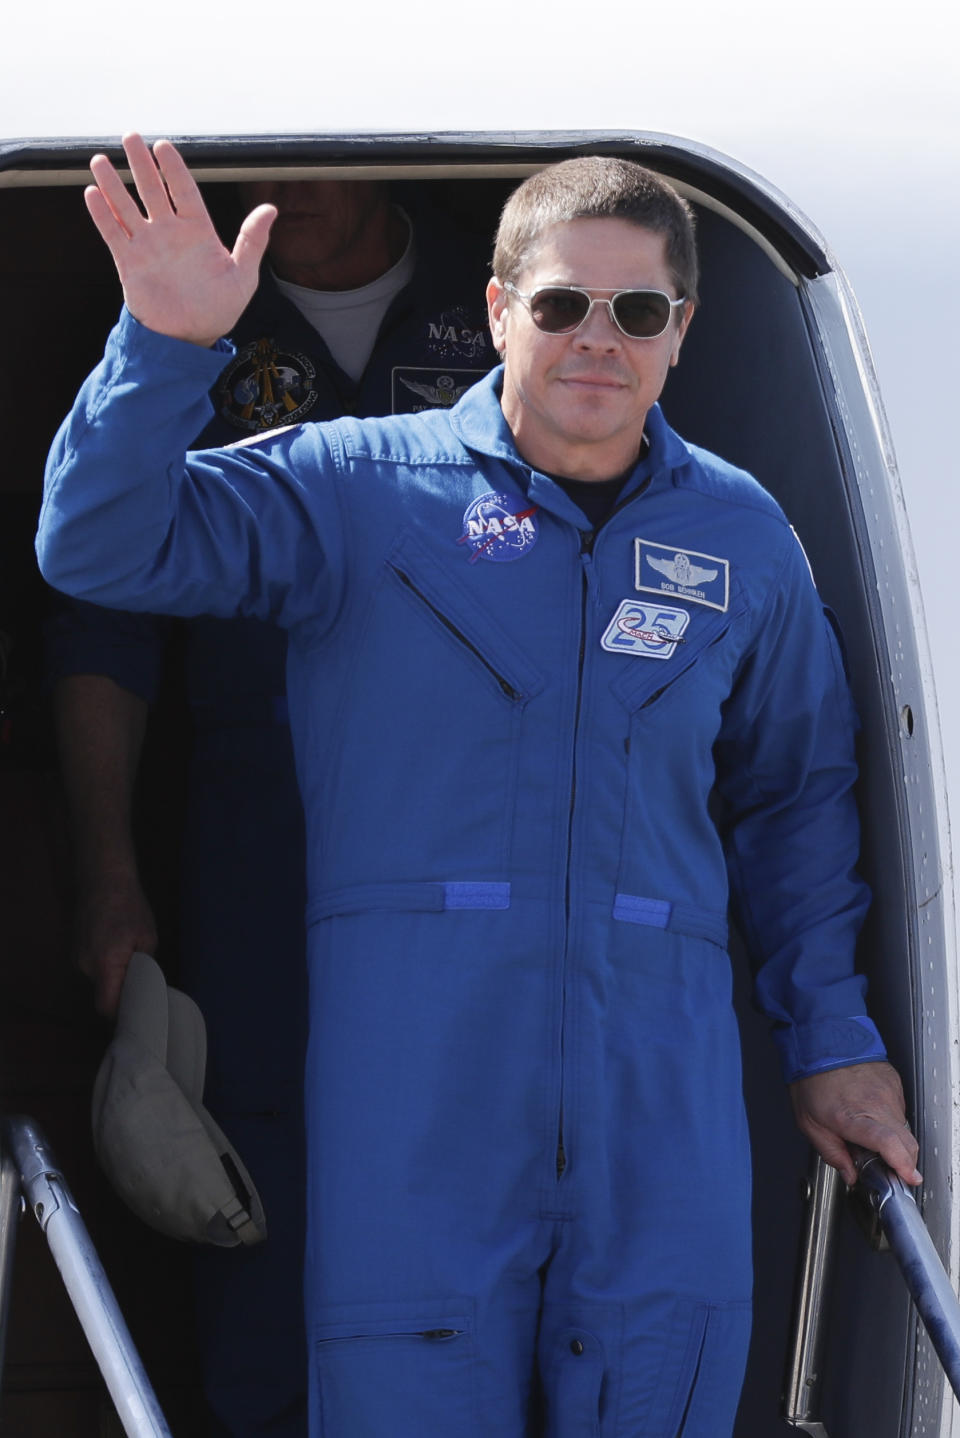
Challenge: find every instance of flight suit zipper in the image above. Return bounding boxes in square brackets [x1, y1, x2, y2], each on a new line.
[317, 1327, 463, 1346]
[555, 480, 649, 1185]
[556, 526, 598, 1184]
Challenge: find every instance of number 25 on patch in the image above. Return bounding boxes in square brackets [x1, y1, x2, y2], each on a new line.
[600, 600, 691, 660]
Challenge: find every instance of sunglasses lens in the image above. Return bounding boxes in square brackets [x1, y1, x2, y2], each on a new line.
[528, 288, 591, 333]
[612, 291, 672, 338]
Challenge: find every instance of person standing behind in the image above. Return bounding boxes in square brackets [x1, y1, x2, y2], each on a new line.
[47, 171, 497, 1437]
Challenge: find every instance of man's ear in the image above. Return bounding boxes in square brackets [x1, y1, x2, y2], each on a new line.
[669, 301, 695, 368]
[487, 277, 509, 357]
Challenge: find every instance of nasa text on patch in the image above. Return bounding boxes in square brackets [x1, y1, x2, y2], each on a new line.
[601, 600, 691, 660]
[634, 539, 730, 612]
[458, 492, 539, 564]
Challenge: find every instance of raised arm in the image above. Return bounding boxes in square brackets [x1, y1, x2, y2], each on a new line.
[85, 132, 276, 347]
[39, 134, 343, 635]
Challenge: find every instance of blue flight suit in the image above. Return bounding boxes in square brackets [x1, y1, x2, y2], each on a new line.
[45, 225, 497, 1437]
[39, 310, 887, 1437]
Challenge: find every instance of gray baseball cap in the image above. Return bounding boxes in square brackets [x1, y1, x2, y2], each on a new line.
[91, 952, 267, 1247]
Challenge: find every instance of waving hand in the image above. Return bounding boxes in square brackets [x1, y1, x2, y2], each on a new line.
[85, 133, 276, 348]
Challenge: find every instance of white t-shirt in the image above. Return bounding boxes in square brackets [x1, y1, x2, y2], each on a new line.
[272, 213, 416, 382]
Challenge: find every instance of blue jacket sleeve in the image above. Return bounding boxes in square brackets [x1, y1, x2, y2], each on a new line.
[715, 534, 887, 1083]
[37, 308, 340, 630]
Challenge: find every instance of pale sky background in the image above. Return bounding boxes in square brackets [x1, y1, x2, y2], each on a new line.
[3, 0, 958, 866]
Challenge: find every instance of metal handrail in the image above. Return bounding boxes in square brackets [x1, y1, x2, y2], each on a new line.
[782, 1152, 843, 1434]
[0, 1115, 172, 1438]
[0, 1146, 21, 1387]
[785, 1148, 960, 1433]
[855, 1150, 960, 1400]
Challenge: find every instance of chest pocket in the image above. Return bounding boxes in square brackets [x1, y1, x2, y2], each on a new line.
[609, 582, 748, 717]
[319, 529, 544, 888]
[387, 529, 545, 705]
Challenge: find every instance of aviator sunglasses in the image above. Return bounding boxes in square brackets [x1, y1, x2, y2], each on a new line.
[503, 282, 686, 340]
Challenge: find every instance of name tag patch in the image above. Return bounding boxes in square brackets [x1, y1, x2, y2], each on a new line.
[601, 600, 691, 660]
[635, 539, 729, 612]
[391, 367, 487, 413]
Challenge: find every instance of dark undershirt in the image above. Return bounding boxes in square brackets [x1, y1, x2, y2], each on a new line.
[549, 472, 628, 529]
[546, 435, 650, 530]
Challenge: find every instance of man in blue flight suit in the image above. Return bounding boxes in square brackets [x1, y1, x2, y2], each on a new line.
[39, 134, 921, 1438]
[48, 171, 495, 1436]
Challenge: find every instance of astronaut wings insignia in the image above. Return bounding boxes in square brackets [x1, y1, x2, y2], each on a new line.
[635, 538, 730, 612]
[646, 554, 718, 588]
[391, 367, 487, 412]
[399, 375, 472, 405]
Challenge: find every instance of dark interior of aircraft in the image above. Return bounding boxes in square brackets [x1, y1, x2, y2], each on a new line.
[0, 150, 922, 1434]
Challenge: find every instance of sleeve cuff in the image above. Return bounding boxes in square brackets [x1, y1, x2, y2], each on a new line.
[119, 305, 235, 373]
[773, 1015, 887, 1083]
[44, 601, 166, 702]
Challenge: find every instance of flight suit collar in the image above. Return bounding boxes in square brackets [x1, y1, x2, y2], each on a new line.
[449, 366, 694, 524]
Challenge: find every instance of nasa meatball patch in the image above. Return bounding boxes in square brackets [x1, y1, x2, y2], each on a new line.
[634, 538, 729, 612]
[458, 492, 539, 564]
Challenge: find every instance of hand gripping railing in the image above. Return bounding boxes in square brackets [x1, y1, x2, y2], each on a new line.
[0, 1115, 172, 1437]
[784, 1149, 960, 1432]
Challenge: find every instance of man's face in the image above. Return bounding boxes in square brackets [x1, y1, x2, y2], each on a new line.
[239, 179, 391, 287]
[487, 218, 693, 481]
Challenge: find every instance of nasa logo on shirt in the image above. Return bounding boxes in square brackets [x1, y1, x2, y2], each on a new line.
[458, 492, 539, 564]
[424, 306, 490, 362]
[216, 337, 319, 433]
[634, 538, 730, 612]
[601, 600, 691, 659]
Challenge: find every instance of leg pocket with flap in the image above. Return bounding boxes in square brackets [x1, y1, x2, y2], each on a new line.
[312, 1302, 479, 1438]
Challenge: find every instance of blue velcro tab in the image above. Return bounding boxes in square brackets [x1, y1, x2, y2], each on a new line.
[612, 894, 672, 928]
[774, 1015, 888, 1082]
[612, 893, 727, 947]
[443, 882, 511, 911]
